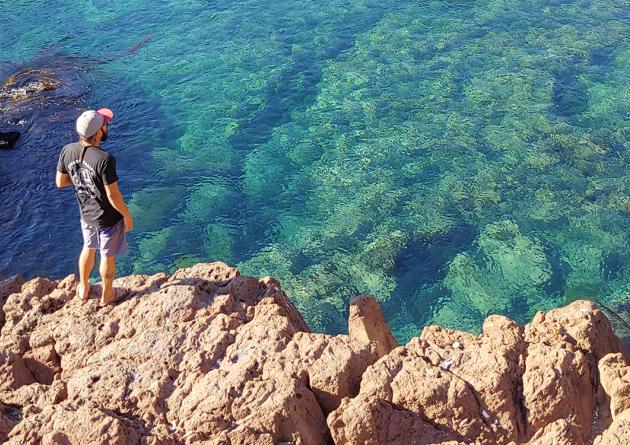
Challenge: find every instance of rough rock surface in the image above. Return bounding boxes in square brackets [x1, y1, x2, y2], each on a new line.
[0, 262, 629, 445]
[329, 300, 629, 445]
[0, 275, 24, 327]
[348, 295, 398, 359]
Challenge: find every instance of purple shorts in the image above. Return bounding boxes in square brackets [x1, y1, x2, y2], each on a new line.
[81, 219, 128, 257]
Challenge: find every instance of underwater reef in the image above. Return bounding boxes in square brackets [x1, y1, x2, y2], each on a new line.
[1, 0, 629, 344]
[1, 262, 629, 444]
[109, 0, 630, 342]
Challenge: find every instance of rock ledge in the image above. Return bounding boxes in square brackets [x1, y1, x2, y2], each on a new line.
[0, 262, 628, 445]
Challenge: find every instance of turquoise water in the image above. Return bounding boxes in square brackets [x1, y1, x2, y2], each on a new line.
[1, 0, 629, 341]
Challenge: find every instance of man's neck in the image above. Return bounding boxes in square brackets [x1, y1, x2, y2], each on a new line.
[80, 141, 100, 148]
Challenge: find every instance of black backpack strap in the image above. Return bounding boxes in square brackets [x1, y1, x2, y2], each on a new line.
[79, 145, 97, 163]
[79, 146, 88, 163]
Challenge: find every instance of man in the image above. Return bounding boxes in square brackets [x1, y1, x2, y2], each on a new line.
[56, 108, 134, 305]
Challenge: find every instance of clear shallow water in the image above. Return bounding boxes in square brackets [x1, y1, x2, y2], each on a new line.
[1, 0, 629, 342]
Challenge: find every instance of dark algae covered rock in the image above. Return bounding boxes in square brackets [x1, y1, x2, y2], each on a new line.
[0, 132, 19, 149]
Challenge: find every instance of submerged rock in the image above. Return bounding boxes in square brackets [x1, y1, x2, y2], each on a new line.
[0, 55, 90, 149]
[0, 261, 628, 444]
[0, 131, 20, 149]
[0, 36, 152, 150]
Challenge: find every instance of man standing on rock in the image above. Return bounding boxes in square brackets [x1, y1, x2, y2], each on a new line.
[55, 108, 133, 305]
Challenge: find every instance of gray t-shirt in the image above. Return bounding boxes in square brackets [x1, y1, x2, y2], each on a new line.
[57, 142, 122, 228]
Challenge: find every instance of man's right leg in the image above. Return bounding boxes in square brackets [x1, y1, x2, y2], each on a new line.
[99, 254, 117, 304]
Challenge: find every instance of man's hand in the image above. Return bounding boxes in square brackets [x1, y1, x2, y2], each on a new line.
[124, 214, 134, 233]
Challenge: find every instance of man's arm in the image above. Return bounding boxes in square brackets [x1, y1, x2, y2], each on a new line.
[55, 147, 71, 188]
[104, 181, 133, 232]
[55, 171, 72, 188]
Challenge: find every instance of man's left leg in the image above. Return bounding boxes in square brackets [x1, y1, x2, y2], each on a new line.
[78, 246, 96, 300]
[99, 254, 117, 304]
[98, 219, 128, 305]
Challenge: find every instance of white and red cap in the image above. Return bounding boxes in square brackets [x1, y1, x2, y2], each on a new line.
[76, 108, 114, 138]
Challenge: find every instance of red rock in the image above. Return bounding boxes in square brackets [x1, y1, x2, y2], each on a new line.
[6, 403, 144, 444]
[526, 419, 582, 445]
[592, 352, 630, 444]
[525, 300, 622, 362]
[23, 344, 60, 385]
[333, 336, 489, 443]
[420, 315, 526, 443]
[262, 332, 378, 413]
[0, 402, 20, 443]
[593, 417, 630, 445]
[0, 349, 35, 391]
[598, 353, 630, 419]
[1, 263, 629, 444]
[330, 300, 627, 445]
[0, 275, 24, 328]
[348, 295, 399, 358]
[522, 344, 593, 441]
[328, 395, 463, 445]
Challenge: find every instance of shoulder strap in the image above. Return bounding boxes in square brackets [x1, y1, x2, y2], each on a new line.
[79, 146, 88, 163]
[79, 145, 98, 164]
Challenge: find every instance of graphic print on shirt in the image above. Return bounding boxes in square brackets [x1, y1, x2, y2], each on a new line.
[67, 160, 99, 198]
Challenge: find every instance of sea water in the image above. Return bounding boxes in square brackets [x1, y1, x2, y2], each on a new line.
[1, 0, 629, 341]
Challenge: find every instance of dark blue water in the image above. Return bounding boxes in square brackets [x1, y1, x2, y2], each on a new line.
[1, 0, 629, 341]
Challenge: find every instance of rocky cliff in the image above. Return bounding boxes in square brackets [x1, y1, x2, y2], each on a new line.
[0, 262, 629, 444]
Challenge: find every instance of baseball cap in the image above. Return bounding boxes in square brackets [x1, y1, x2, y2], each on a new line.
[76, 108, 114, 138]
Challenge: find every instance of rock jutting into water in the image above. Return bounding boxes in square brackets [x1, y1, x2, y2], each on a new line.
[0, 261, 629, 444]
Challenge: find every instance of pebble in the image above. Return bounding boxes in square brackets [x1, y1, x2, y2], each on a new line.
[452, 341, 461, 349]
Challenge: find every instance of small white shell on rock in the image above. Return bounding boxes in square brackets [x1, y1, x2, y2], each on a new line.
[482, 410, 490, 419]
[452, 341, 461, 349]
[441, 358, 453, 370]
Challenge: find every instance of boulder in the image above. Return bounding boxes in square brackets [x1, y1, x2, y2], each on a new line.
[592, 353, 630, 444]
[0, 275, 25, 329]
[348, 295, 399, 358]
[329, 300, 627, 445]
